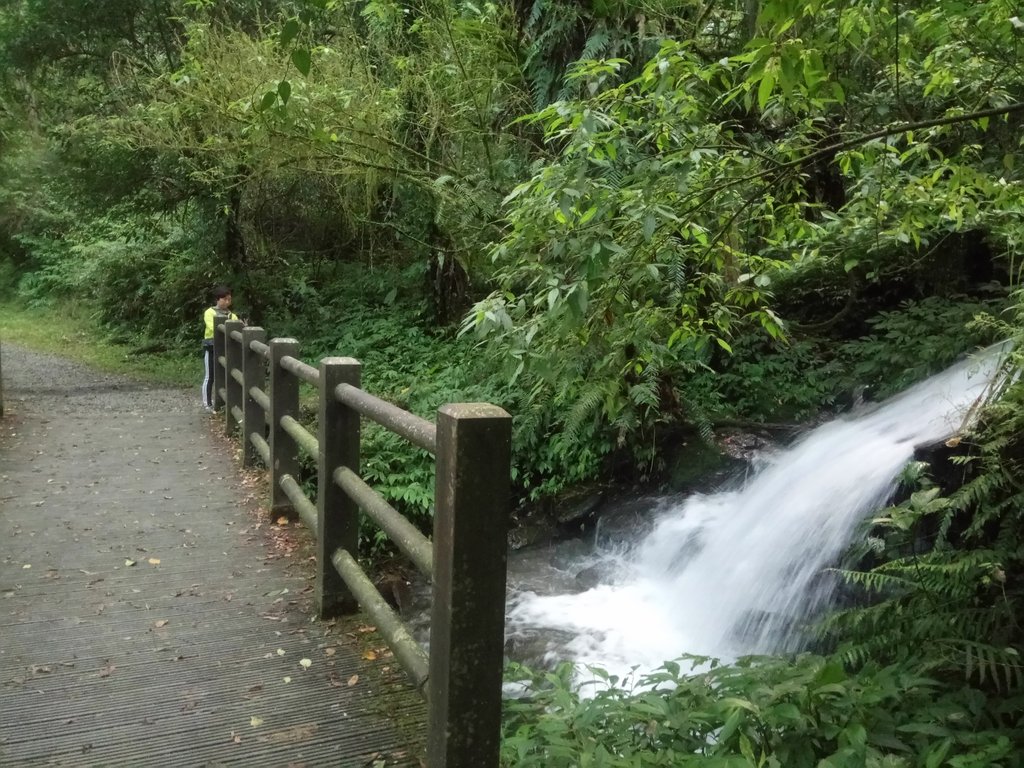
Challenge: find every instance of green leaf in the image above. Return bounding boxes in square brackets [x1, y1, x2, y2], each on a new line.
[259, 91, 277, 111]
[291, 48, 312, 76]
[277, 80, 292, 106]
[813, 661, 846, 687]
[642, 214, 657, 242]
[757, 71, 776, 110]
[547, 288, 560, 310]
[280, 18, 300, 48]
[925, 738, 953, 768]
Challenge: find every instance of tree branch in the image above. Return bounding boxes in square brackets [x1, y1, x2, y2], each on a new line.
[781, 100, 1024, 172]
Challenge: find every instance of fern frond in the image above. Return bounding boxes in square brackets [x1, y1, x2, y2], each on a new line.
[837, 568, 915, 594]
[954, 640, 1024, 692]
[564, 381, 608, 445]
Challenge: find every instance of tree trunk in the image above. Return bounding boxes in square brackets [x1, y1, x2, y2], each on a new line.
[744, 0, 759, 41]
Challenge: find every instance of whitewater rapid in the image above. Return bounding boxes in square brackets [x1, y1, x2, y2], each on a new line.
[506, 347, 1008, 679]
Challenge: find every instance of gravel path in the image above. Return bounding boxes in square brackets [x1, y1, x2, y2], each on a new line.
[0, 344, 422, 767]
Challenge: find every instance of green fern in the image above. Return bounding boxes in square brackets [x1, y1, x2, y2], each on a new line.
[564, 380, 608, 445]
[826, 301, 1024, 697]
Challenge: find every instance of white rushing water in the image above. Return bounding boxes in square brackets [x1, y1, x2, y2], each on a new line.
[507, 347, 1008, 680]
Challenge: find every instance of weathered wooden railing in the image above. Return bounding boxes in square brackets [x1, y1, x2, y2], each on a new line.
[211, 317, 510, 768]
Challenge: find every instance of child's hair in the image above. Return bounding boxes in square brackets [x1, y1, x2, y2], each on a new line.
[211, 284, 232, 301]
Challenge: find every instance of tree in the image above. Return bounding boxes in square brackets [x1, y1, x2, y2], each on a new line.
[463, 0, 1024, 492]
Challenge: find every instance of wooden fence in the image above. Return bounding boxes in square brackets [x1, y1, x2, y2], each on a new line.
[212, 317, 511, 768]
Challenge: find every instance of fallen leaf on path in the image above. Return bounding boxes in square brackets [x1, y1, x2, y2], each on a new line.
[154, 620, 169, 628]
[362, 650, 377, 661]
[282, 676, 292, 683]
[324, 648, 336, 657]
[299, 658, 311, 669]
[98, 664, 116, 678]
[276, 648, 286, 656]
[124, 559, 136, 567]
[250, 716, 264, 727]
[348, 674, 359, 686]
[231, 732, 242, 744]
[22, 564, 31, 569]
[148, 558, 161, 565]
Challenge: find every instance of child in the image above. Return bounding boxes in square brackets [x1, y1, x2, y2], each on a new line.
[201, 284, 239, 410]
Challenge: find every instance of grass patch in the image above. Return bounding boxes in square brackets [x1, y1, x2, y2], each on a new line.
[0, 300, 196, 387]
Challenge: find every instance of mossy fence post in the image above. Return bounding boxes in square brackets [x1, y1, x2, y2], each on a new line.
[268, 338, 300, 517]
[427, 404, 512, 768]
[224, 319, 244, 436]
[241, 326, 267, 468]
[213, 315, 227, 412]
[316, 357, 361, 617]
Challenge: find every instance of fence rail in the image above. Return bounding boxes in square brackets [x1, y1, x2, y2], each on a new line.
[212, 317, 511, 768]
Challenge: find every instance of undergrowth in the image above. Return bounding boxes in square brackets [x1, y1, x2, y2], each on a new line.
[502, 655, 1024, 767]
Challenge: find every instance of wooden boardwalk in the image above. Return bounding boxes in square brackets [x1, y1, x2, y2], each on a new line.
[0, 346, 424, 767]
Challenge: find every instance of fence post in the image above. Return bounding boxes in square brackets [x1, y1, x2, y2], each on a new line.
[224, 319, 244, 436]
[427, 403, 512, 768]
[241, 326, 267, 468]
[213, 316, 227, 412]
[316, 357, 361, 617]
[268, 338, 301, 516]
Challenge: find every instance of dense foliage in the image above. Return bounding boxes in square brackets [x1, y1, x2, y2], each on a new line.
[504, 653, 1024, 767]
[2, 0, 1023, 764]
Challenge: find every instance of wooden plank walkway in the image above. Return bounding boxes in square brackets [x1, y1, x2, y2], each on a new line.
[0, 345, 424, 767]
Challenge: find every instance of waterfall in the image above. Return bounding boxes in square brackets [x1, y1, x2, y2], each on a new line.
[506, 347, 1008, 679]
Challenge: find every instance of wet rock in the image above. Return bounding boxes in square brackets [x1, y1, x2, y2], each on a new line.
[592, 493, 667, 547]
[550, 539, 592, 570]
[662, 430, 744, 492]
[554, 488, 604, 526]
[716, 430, 775, 462]
[508, 484, 605, 550]
[373, 572, 414, 612]
[508, 519, 558, 551]
[574, 563, 615, 591]
[504, 627, 576, 668]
